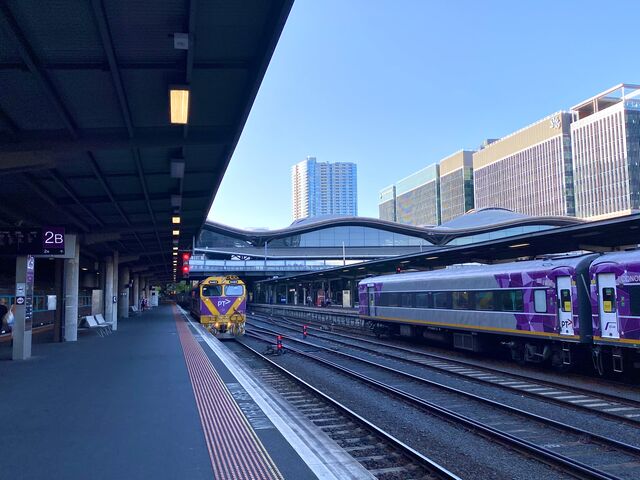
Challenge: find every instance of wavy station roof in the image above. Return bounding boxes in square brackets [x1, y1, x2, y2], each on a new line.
[202, 208, 582, 248]
[0, 0, 293, 280]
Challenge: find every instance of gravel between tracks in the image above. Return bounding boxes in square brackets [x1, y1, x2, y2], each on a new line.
[230, 336, 575, 480]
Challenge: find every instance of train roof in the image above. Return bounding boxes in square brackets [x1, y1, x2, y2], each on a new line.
[590, 249, 640, 266]
[359, 253, 598, 285]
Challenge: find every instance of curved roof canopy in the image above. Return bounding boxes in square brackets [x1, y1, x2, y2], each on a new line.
[203, 208, 582, 247]
[0, 0, 293, 281]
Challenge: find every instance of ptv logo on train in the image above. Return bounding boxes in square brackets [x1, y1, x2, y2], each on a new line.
[217, 299, 231, 308]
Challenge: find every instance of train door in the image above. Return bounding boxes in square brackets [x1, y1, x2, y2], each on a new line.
[597, 273, 620, 339]
[557, 276, 574, 336]
[367, 286, 376, 316]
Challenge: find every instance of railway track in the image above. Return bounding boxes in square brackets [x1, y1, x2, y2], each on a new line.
[245, 323, 640, 480]
[232, 338, 462, 480]
[249, 312, 640, 425]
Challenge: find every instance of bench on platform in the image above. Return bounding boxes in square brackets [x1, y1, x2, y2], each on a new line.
[81, 316, 110, 337]
[94, 313, 113, 332]
[130, 305, 140, 316]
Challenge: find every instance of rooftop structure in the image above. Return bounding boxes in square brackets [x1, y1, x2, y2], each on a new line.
[570, 84, 640, 220]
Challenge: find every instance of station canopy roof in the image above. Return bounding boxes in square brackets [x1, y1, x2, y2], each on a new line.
[0, 0, 293, 280]
[258, 212, 640, 285]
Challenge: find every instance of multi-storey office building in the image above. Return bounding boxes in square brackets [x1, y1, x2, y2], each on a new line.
[439, 150, 475, 224]
[291, 156, 357, 220]
[570, 84, 640, 220]
[395, 164, 440, 226]
[472, 112, 574, 217]
[378, 185, 396, 222]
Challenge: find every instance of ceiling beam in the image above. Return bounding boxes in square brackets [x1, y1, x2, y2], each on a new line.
[54, 190, 211, 206]
[59, 169, 218, 180]
[0, 60, 252, 71]
[0, 4, 78, 137]
[0, 106, 18, 137]
[49, 169, 105, 227]
[91, 0, 168, 276]
[87, 153, 151, 262]
[21, 174, 90, 231]
[0, 127, 232, 156]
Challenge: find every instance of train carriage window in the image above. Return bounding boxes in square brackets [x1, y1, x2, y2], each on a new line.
[627, 285, 640, 316]
[416, 292, 431, 308]
[601, 287, 616, 313]
[559, 289, 570, 313]
[380, 292, 399, 307]
[475, 291, 494, 311]
[225, 285, 244, 296]
[202, 285, 222, 297]
[400, 292, 414, 308]
[433, 291, 452, 309]
[452, 291, 472, 310]
[534, 289, 548, 313]
[498, 290, 524, 312]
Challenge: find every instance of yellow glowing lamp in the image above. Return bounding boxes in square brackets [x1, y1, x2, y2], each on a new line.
[170, 86, 190, 124]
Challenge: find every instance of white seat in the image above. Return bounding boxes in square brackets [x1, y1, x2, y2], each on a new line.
[83, 315, 110, 337]
[94, 313, 113, 332]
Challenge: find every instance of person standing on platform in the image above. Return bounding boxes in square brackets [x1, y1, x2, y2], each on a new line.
[0, 298, 9, 333]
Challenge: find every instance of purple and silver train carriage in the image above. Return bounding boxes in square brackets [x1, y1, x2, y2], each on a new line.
[358, 251, 640, 373]
[589, 252, 640, 372]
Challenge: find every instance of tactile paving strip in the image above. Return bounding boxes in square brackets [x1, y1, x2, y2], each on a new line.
[174, 307, 284, 480]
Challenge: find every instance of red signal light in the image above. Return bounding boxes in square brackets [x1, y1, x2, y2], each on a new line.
[182, 252, 191, 262]
[182, 265, 189, 274]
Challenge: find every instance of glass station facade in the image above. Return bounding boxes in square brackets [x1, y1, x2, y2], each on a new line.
[266, 226, 432, 247]
[198, 225, 432, 250]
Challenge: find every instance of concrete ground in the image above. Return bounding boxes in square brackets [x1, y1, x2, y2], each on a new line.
[0, 307, 215, 480]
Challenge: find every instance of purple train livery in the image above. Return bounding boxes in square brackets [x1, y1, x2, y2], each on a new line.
[359, 251, 640, 374]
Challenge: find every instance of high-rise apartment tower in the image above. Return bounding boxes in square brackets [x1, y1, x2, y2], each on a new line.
[291, 156, 357, 221]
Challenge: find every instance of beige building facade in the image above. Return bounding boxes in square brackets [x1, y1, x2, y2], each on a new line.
[472, 112, 574, 217]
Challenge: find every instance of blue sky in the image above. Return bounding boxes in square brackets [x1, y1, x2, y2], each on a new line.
[208, 0, 640, 229]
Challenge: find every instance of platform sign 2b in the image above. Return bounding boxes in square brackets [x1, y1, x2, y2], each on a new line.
[0, 227, 64, 255]
[42, 227, 65, 255]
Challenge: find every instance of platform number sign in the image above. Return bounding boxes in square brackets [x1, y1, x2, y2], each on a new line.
[42, 227, 65, 255]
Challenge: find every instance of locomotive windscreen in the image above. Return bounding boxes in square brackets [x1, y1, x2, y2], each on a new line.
[225, 285, 244, 296]
[202, 285, 222, 297]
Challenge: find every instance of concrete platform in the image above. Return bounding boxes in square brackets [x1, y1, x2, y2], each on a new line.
[0, 305, 371, 480]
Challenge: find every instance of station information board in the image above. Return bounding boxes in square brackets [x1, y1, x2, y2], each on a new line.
[0, 227, 65, 255]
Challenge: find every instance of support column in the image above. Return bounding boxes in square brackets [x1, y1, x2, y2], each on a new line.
[64, 236, 80, 342]
[13, 255, 33, 360]
[133, 274, 140, 310]
[112, 250, 119, 331]
[118, 265, 130, 319]
[104, 256, 114, 326]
